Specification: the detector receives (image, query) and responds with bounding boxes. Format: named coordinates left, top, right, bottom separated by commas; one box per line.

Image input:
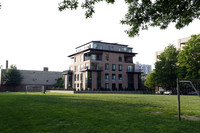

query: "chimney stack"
left=6, top=60, right=8, bottom=69
left=43, top=67, right=48, bottom=71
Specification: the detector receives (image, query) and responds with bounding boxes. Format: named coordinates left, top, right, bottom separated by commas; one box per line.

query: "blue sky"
left=0, top=0, right=199, bottom=71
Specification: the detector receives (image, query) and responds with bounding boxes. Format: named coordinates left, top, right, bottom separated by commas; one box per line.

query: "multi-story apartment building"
left=64, top=41, right=141, bottom=91
left=135, top=62, right=152, bottom=74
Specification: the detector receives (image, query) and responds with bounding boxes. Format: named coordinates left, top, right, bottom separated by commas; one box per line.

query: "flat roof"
left=68, top=48, right=137, bottom=57
left=75, top=41, right=128, bottom=49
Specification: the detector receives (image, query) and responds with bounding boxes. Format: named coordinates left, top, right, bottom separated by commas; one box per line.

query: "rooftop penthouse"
left=74, top=41, right=133, bottom=54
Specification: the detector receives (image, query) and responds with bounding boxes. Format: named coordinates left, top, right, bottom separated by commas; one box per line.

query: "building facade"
left=135, top=62, right=152, bottom=74
left=155, top=36, right=191, bottom=62
left=0, top=67, right=63, bottom=88
left=64, top=41, right=141, bottom=91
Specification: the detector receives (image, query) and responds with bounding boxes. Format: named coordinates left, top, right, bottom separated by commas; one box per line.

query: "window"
left=105, top=83, right=109, bottom=89
left=100, top=45, right=103, bottom=49
left=119, top=74, right=122, bottom=81
left=77, top=83, right=79, bottom=87
left=119, top=64, right=122, bottom=71
left=128, top=66, right=134, bottom=72
left=91, top=63, right=99, bottom=70
left=119, top=84, right=123, bottom=90
left=94, top=43, right=99, bottom=49
left=118, top=47, right=121, bottom=51
left=74, top=74, right=76, bottom=81
left=105, top=54, right=109, bottom=61
left=77, top=74, right=79, bottom=81
left=112, top=74, right=116, bottom=81
left=81, top=73, right=83, bottom=81
left=74, top=66, right=76, bottom=72
left=118, top=56, right=122, bottom=62
left=112, top=64, right=116, bottom=71
left=111, top=46, right=114, bottom=50
left=105, top=74, right=109, bottom=81
left=112, top=83, right=116, bottom=90
left=105, top=64, right=109, bottom=70
left=74, top=83, right=76, bottom=89
left=74, top=57, right=76, bottom=63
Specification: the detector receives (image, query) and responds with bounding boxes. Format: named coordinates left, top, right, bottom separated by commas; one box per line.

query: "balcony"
left=80, top=66, right=103, bottom=71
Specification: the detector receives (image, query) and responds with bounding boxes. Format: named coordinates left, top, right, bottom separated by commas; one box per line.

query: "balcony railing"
left=80, top=66, right=103, bottom=71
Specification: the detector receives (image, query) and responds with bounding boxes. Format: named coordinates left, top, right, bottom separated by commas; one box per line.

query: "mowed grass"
left=0, top=93, right=200, bottom=133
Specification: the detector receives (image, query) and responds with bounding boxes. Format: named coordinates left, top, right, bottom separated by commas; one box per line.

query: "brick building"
left=64, top=41, right=141, bottom=91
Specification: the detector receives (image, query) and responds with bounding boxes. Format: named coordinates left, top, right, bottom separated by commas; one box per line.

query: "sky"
left=0, top=0, right=199, bottom=72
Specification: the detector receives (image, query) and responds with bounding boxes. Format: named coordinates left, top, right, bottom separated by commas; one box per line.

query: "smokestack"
left=6, top=60, right=8, bottom=69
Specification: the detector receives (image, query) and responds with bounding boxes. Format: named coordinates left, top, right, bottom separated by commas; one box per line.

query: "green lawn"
left=0, top=92, right=199, bottom=133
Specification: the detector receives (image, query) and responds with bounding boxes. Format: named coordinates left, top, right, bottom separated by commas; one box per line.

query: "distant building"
left=155, top=36, right=191, bottom=62
left=135, top=62, right=152, bottom=74
left=64, top=41, right=142, bottom=91
left=177, top=36, right=191, bottom=50
left=0, top=67, right=63, bottom=88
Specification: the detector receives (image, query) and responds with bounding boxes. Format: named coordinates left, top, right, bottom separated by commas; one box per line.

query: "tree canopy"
left=54, top=77, right=64, bottom=88
left=58, top=0, right=200, bottom=37
left=178, top=34, right=200, bottom=79
left=3, top=65, right=23, bottom=86
left=154, top=44, right=179, bottom=90
left=144, top=71, right=156, bottom=89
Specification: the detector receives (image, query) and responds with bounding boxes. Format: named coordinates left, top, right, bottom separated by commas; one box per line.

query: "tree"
left=154, top=44, right=179, bottom=90
left=58, top=0, right=200, bottom=37
left=3, top=65, right=23, bottom=86
left=54, top=77, right=64, bottom=88
left=178, top=34, right=200, bottom=79
left=144, top=71, right=156, bottom=89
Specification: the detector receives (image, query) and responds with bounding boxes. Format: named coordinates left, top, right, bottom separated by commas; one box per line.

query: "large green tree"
left=54, top=77, right=64, bottom=88
left=3, top=65, right=23, bottom=86
left=178, top=34, right=200, bottom=79
left=58, top=0, right=200, bottom=37
left=144, top=71, right=157, bottom=89
left=155, top=44, right=179, bottom=90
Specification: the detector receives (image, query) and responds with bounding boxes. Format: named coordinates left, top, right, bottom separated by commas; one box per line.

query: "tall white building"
left=135, top=62, right=152, bottom=74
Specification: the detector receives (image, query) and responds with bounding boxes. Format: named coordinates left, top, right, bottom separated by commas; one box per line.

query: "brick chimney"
left=6, top=60, right=8, bottom=69
left=43, top=67, right=48, bottom=71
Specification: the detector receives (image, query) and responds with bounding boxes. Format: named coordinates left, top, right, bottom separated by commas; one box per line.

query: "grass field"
left=0, top=92, right=200, bottom=133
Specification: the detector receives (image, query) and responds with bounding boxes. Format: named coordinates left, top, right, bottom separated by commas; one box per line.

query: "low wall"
left=46, top=90, right=154, bottom=94
left=46, top=90, right=74, bottom=94
left=0, top=85, right=26, bottom=92
left=74, top=91, right=155, bottom=94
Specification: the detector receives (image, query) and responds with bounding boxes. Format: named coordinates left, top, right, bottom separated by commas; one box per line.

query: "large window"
left=119, top=74, right=122, bottom=81
left=112, top=64, right=116, bottom=71
left=128, top=66, right=134, bottom=72
left=112, top=74, right=116, bottom=81
left=74, top=74, right=76, bottom=81
left=112, top=83, right=116, bottom=91
left=105, top=83, right=109, bottom=89
left=77, top=74, right=79, bottom=81
left=105, top=64, right=109, bottom=70
left=105, top=74, right=109, bottom=81
left=105, top=54, right=109, bottom=61
left=119, top=83, right=123, bottom=90
left=118, top=56, right=122, bottom=62
left=119, top=64, right=122, bottom=71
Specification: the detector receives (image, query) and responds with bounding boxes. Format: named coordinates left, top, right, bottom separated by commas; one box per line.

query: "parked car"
left=164, top=91, right=172, bottom=95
